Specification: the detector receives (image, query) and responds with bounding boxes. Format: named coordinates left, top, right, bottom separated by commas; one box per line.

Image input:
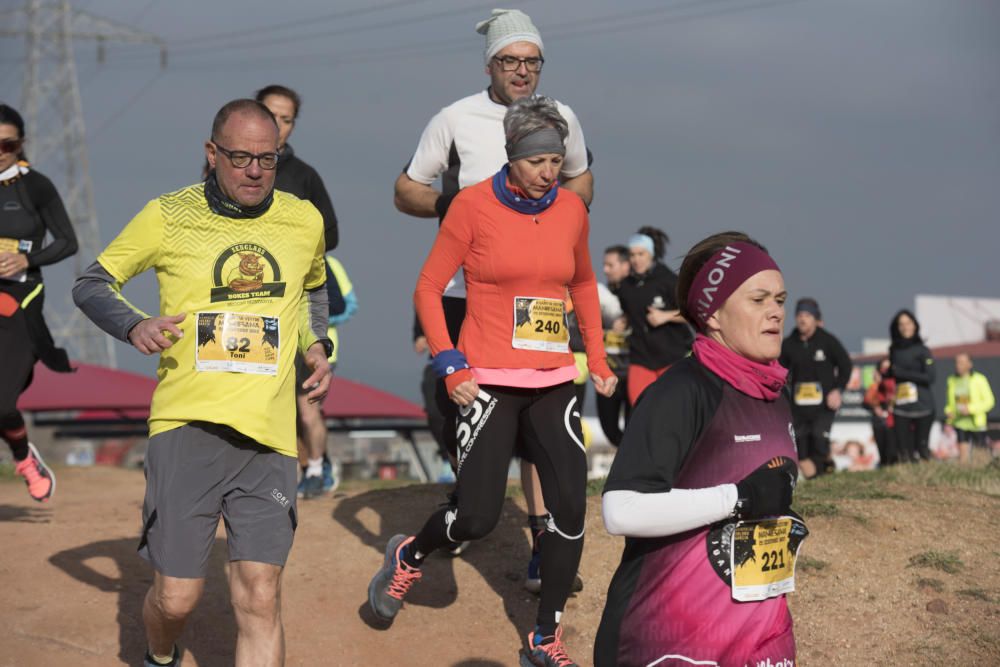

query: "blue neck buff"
left=491, top=164, right=558, bottom=215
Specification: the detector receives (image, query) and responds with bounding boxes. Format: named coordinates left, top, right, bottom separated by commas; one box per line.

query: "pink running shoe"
left=15, top=443, right=55, bottom=502
left=368, top=534, right=422, bottom=621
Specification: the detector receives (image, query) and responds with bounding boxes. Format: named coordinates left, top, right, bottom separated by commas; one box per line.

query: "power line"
left=42, top=0, right=802, bottom=74
left=78, top=0, right=767, bottom=67
left=172, top=0, right=509, bottom=57
left=132, top=0, right=803, bottom=72
left=129, top=0, right=158, bottom=26
left=90, top=69, right=164, bottom=140
left=170, top=0, right=437, bottom=45
left=550, top=0, right=803, bottom=41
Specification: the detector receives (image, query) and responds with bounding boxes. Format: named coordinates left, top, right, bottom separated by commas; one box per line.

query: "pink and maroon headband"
left=687, top=242, right=780, bottom=329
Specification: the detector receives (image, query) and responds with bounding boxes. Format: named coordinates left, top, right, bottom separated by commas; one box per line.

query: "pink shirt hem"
left=472, top=365, right=580, bottom=389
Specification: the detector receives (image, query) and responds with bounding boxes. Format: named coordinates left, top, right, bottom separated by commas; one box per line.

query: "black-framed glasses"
left=0, top=138, right=23, bottom=155
left=212, top=142, right=279, bottom=170
left=492, top=55, right=544, bottom=73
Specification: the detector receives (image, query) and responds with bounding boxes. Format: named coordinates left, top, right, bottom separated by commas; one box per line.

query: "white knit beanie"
left=475, top=9, right=544, bottom=65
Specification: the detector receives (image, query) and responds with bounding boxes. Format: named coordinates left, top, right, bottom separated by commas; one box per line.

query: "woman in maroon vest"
left=596, top=231, right=804, bottom=667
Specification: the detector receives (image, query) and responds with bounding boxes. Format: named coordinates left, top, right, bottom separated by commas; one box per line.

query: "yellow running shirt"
left=98, top=183, right=325, bottom=457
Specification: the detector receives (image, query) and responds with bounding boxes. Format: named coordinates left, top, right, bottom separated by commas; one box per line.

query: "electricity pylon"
left=1, top=0, right=165, bottom=368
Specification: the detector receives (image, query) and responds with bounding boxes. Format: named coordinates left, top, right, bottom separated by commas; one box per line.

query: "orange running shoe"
left=15, top=443, right=55, bottom=502
left=367, top=534, right=422, bottom=621
left=521, top=626, right=578, bottom=667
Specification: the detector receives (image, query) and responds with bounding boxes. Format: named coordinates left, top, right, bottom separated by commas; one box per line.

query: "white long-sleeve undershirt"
left=602, top=485, right=739, bottom=538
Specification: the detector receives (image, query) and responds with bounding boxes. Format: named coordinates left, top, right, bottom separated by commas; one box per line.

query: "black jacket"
left=0, top=168, right=76, bottom=372
left=780, top=327, right=853, bottom=417
left=275, top=144, right=339, bottom=251
left=889, top=340, right=936, bottom=417
left=617, top=262, right=692, bottom=369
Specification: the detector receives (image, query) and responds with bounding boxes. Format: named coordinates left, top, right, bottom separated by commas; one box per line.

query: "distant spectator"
left=888, top=310, right=936, bottom=462
left=779, top=297, right=852, bottom=478
left=863, top=358, right=898, bottom=466
left=833, top=439, right=876, bottom=472
left=944, top=353, right=995, bottom=464
left=596, top=245, right=631, bottom=445
left=616, top=226, right=692, bottom=406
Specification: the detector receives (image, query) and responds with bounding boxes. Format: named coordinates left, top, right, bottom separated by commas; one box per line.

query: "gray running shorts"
left=138, top=422, right=298, bottom=578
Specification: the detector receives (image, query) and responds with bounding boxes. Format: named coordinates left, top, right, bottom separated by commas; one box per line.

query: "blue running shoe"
left=302, top=474, right=324, bottom=499
left=296, top=468, right=307, bottom=499
left=322, top=456, right=338, bottom=493
left=525, top=551, right=542, bottom=593
left=520, top=627, right=577, bottom=666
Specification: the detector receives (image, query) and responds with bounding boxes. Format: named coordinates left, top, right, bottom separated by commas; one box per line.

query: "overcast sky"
left=3, top=0, right=999, bottom=403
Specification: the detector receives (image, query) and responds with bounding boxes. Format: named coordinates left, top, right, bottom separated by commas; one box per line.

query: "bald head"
left=211, top=99, right=277, bottom=143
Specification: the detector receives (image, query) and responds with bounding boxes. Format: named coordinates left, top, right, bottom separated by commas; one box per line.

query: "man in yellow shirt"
left=945, top=353, right=996, bottom=463
left=73, top=99, right=331, bottom=667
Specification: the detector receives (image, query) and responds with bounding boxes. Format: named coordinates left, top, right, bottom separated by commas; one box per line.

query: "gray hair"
left=503, top=96, right=568, bottom=146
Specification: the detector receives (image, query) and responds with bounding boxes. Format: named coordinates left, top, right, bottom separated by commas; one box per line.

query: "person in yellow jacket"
left=945, top=353, right=996, bottom=463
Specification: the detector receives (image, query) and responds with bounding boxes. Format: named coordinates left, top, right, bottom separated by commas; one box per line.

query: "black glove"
left=434, top=192, right=457, bottom=220
left=734, top=463, right=795, bottom=520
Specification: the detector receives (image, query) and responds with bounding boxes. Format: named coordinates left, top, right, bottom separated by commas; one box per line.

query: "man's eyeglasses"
left=492, top=55, right=544, bottom=73
left=0, top=138, right=23, bottom=155
left=212, top=142, right=279, bottom=170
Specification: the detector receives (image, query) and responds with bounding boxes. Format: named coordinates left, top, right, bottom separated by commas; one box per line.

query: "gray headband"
left=505, top=127, right=566, bottom=162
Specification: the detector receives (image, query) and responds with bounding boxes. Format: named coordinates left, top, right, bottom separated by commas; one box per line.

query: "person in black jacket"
left=255, top=85, right=339, bottom=252
left=256, top=85, right=342, bottom=498
left=616, top=226, right=693, bottom=406
left=0, top=103, right=77, bottom=502
left=779, top=298, right=853, bottom=477
left=888, top=309, right=936, bottom=462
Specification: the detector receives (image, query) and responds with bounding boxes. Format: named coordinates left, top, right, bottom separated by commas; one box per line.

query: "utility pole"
left=1, top=0, right=165, bottom=368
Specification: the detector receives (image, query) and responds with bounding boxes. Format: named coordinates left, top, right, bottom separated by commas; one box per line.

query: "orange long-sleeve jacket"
left=414, top=177, right=611, bottom=393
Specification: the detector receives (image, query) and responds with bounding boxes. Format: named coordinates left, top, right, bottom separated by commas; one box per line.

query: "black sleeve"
left=925, top=351, right=937, bottom=385
left=661, top=270, right=680, bottom=309
left=779, top=336, right=793, bottom=376
left=828, top=332, right=853, bottom=391
left=24, top=172, right=78, bottom=268
left=604, top=361, right=722, bottom=494
left=305, top=166, right=339, bottom=251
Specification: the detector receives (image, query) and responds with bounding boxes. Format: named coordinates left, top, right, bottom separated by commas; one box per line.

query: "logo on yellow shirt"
left=210, top=243, right=286, bottom=302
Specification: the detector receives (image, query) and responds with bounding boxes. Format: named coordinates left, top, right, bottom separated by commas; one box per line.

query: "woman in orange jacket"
left=368, top=96, right=616, bottom=667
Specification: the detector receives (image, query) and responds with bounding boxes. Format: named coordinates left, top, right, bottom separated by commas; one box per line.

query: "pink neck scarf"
left=692, top=334, right=787, bottom=401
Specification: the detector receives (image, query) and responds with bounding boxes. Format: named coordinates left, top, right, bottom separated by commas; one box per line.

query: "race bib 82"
left=196, top=311, right=279, bottom=375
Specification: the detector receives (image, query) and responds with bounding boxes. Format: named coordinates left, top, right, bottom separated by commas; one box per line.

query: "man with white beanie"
left=394, top=8, right=592, bottom=217
left=392, top=8, right=593, bottom=667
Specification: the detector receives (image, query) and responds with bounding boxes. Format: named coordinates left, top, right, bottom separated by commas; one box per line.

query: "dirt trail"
left=1, top=466, right=998, bottom=666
